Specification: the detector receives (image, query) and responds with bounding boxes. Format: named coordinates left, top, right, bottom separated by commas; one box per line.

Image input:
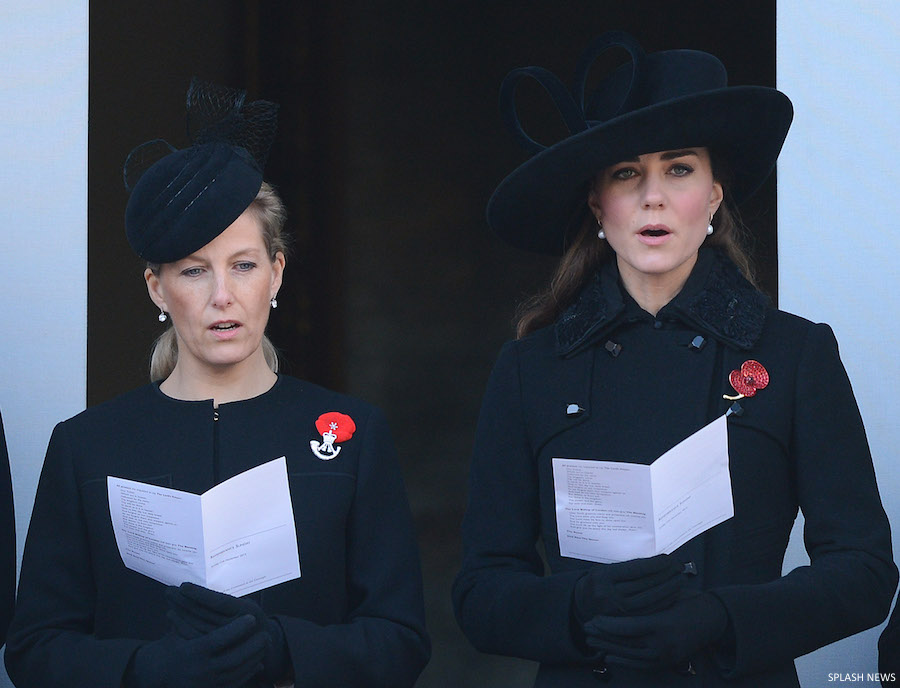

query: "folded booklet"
left=552, top=414, right=733, bottom=564
left=108, top=457, right=301, bottom=596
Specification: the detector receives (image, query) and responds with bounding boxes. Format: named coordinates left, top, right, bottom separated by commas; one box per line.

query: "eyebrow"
left=660, top=149, right=699, bottom=160
left=227, top=248, right=263, bottom=261
left=178, top=247, right=264, bottom=264
left=617, top=149, right=700, bottom=163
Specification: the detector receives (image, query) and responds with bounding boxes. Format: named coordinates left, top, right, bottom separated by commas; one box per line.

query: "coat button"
left=566, top=403, right=585, bottom=416
left=653, top=320, right=663, bottom=329
left=726, top=401, right=744, bottom=417
left=604, top=340, right=622, bottom=357
left=689, top=335, right=706, bottom=350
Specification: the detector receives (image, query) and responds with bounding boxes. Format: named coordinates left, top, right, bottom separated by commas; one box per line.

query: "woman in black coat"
left=453, top=33, right=896, bottom=687
left=5, top=81, right=429, bottom=688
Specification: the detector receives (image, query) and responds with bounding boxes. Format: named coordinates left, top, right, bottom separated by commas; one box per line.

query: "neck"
left=159, top=350, right=277, bottom=406
left=616, top=253, right=698, bottom=317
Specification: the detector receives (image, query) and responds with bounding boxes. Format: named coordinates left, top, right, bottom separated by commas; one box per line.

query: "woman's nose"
left=640, top=175, right=665, bottom=208
left=211, top=273, right=234, bottom=307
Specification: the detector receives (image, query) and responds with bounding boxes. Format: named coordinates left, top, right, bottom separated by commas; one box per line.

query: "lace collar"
left=555, top=248, right=769, bottom=356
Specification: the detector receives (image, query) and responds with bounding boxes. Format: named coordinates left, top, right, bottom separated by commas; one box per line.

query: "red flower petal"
left=315, top=412, right=356, bottom=443
left=729, top=369, right=756, bottom=396
left=728, top=360, right=770, bottom=397
left=740, top=360, right=769, bottom=391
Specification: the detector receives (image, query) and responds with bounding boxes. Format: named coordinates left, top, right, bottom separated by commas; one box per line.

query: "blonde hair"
left=147, top=181, right=287, bottom=381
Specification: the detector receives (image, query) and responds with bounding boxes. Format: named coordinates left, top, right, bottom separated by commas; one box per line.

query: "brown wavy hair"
left=515, top=152, right=754, bottom=338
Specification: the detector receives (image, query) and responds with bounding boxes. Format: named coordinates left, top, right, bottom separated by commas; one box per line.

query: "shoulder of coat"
left=757, top=307, right=821, bottom=341
left=275, top=375, right=377, bottom=422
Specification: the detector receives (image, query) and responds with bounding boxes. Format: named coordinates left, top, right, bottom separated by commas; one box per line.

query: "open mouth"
left=211, top=323, right=240, bottom=331
left=641, top=228, right=670, bottom=237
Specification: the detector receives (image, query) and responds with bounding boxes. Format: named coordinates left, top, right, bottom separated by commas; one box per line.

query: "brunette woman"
left=453, top=32, right=896, bottom=687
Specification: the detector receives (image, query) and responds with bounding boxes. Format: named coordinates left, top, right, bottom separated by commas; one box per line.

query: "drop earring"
left=596, top=218, right=605, bottom=240
left=270, top=297, right=278, bottom=309
left=157, top=310, right=168, bottom=323
left=706, top=216, right=714, bottom=236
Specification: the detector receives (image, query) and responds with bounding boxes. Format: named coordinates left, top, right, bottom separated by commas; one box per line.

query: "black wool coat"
left=453, top=248, right=897, bottom=688
left=5, top=376, right=430, bottom=687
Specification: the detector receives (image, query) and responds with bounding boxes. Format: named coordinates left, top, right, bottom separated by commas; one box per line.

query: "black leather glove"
left=167, top=582, right=290, bottom=684
left=584, top=591, right=728, bottom=669
left=572, top=554, right=684, bottom=624
left=123, top=614, right=267, bottom=688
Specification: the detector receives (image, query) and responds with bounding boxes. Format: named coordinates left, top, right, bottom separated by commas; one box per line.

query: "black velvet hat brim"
left=487, top=85, right=793, bottom=255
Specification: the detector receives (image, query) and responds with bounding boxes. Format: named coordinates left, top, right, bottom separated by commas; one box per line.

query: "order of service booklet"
left=107, top=456, right=301, bottom=596
left=552, top=414, right=733, bottom=564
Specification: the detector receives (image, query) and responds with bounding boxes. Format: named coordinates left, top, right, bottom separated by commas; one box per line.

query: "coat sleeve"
left=711, top=323, right=898, bottom=676
left=4, top=421, right=142, bottom=687
left=274, top=406, right=430, bottom=687
left=452, top=341, right=590, bottom=664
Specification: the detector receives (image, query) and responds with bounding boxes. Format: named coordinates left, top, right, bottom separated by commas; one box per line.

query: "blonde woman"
left=6, top=81, right=429, bottom=688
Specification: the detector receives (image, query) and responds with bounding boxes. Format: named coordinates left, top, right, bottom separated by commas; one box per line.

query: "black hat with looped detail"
left=487, top=32, right=793, bottom=255
left=123, top=79, right=278, bottom=263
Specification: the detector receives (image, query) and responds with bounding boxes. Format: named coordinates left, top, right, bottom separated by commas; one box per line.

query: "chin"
left=634, top=250, right=699, bottom=275
left=200, top=346, right=258, bottom=370
left=628, top=258, right=682, bottom=276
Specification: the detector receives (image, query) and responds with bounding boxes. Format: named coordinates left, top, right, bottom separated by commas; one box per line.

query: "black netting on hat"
left=186, top=78, right=279, bottom=171
left=123, top=78, right=279, bottom=192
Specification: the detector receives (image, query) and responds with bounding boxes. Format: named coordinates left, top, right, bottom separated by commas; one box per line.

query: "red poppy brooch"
left=310, top=411, right=356, bottom=460
left=723, top=360, right=769, bottom=401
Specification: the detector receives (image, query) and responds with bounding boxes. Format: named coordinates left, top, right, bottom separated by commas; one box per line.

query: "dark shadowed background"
left=88, top=2, right=776, bottom=685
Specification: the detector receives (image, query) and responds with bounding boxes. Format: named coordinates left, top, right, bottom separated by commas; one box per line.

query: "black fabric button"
left=682, top=561, right=698, bottom=576
left=604, top=340, right=623, bottom=357
left=653, top=320, right=663, bottom=329
left=726, top=401, right=744, bottom=417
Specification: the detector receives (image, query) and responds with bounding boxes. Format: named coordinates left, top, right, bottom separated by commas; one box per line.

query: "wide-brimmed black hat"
left=487, top=32, right=793, bottom=255
left=124, top=79, right=278, bottom=264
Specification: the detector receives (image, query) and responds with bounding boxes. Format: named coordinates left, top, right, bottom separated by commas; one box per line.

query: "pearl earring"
left=596, top=218, right=605, bottom=240
left=270, top=297, right=278, bottom=309
left=706, top=216, right=714, bottom=236
left=157, top=310, right=168, bottom=323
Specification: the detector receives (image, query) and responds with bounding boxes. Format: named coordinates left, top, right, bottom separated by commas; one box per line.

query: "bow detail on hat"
left=499, top=31, right=646, bottom=155
left=123, top=78, right=278, bottom=192
left=186, top=79, right=279, bottom=171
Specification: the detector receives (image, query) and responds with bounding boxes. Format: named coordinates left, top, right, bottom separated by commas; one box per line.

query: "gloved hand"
left=572, top=554, right=684, bottom=624
left=167, top=582, right=290, bottom=684
left=584, top=591, right=728, bottom=670
left=123, top=614, right=267, bottom=688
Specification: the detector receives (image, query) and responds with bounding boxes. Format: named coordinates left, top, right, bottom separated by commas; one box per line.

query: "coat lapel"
left=520, top=341, right=596, bottom=457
